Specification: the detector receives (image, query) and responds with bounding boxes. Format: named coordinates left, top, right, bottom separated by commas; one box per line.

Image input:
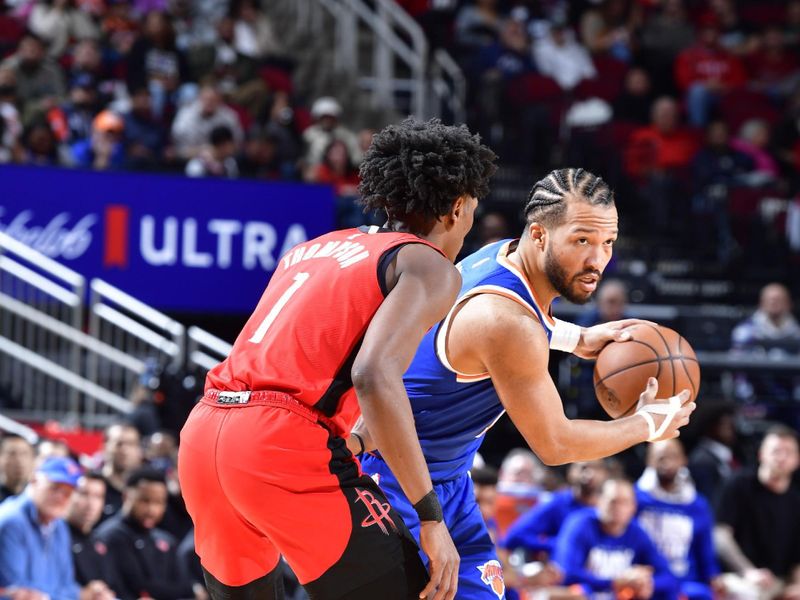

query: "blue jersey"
left=361, top=239, right=556, bottom=599
left=635, top=486, right=719, bottom=595
left=502, top=489, right=588, bottom=555
left=402, top=239, right=554, bottom=482
left=554, top=508, right=678, bottom=600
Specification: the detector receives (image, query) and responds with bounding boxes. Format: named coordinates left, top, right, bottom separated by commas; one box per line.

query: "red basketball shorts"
left=177, top=391, right=423, bottom=598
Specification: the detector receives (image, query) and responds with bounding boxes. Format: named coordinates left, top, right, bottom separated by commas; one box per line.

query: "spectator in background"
left=688, top=403, right=740, bottom=510
left=674, top=21, right=746, bottom=127
left=65, top=472, right=116, bottom=598
left=229, top=0, right=284, bottom=62
left=625, top=97, right=698, bottom=179
left=774, top=85, right=800, bottom=182
left=625, top=96, right=699, bottom=230
left=731, top=119, right=780, bottom=183
left=478, top=211, right=510, bottom=246
left=732, top=283, right=800, bottom=355
left=302, top=96, right=360, bottom=168
left=473, top=16, right=535, bottom=142
left=472, top=466, right=499, bottom=537
left=262, top=90, right=302, bottom=165
left=48, top=73, right=99, bottom=145
left=94, top=468, right=205, bottom=600
left=99, top=0, right=138, bottom=57
left=0, top=32, right=66, bottom=119
left=576, top=279, right=629, bottom=328
left=171, top=82, right=243, bottom=160
left=0, top=434, right=35, bottom=501
left=532, top=17, right=596, bottom=91
left=494, top=449, right=549, bottom=538
left=239, top=127, right=294, bottom=180
left=68, top=39, right=116, bottom=108
left=71, top=110, right=127, bottom=170
left=454, top=0, right=501, bottom=53
left=28, top=0, right=99, bottom=58
left=691, top=120, right=753, bottom=194
left=185, top=124, right=239, bottom=178
left=504, top=459, right=609, bottom=559
left=124, top=86, right=167, bottom=170
left=785, top=0, right=800, bottom=50
left=714, top=426, right=800, bottom=599
left=579, top=0, right=635, bottom=62
left=0, top=457, right=82, bottom=600
left=731, top=283, right=800, bottom=404
left=746, top=26, right=800, bottom=101
left=99, top=423, right=142, bottom=522
left=690, top=120, right=753, bottom=259
left=613, top=67, right=656, bottom=125
left=35, top=438, right=71, bottom=464
left=638, top=0, right=694, bottom=93
left=126, top=11, right=191, bottom=120
left=307, top=139, right=359, bottom=197
left=20, top=119, right=71, bottom=166
left=0, top=67, right=23, bottom=160
left=636, top=440, right=720, bottom=600
left=554, top=479, right=678, bottom=600
left=707, top=0, right=757, bottom=56
left=357, top=127, right=375, bottom=157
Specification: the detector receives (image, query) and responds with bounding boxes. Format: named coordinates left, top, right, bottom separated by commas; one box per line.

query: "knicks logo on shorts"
left=477, top=560, right=505, bottom=599
left=354, top=488, right=398, bottom=535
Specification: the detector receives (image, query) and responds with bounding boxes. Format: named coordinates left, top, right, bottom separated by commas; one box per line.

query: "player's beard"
left=544, top=246, right=599, bottom=305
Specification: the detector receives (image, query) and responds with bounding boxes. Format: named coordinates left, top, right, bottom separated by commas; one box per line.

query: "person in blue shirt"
left=554, top=479, right=678, bottom=600
left=356, top=168, right=696, bottom=599
left=0, top=456, right=83, bottom=600
left=635, top=439, right=720, bottom=600
left=503, top=459, right=610, bottom=558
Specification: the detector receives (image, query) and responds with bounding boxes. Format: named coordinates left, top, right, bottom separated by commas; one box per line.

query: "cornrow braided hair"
left=524, top=168, right=614, bottom=228
left=358, top=118, right=497, bottom=224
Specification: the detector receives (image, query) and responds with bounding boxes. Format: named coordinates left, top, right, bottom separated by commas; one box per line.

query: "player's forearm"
left=354, top=369, right=433, bottom=504
left=522, top=415, right=649, bottom=465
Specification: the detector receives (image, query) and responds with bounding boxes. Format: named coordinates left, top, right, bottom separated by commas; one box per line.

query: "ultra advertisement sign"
left=0, top=166, right=335, bottom=312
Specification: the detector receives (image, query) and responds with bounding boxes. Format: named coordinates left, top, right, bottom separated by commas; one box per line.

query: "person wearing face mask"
left=0, top=456, right=83, bottom=600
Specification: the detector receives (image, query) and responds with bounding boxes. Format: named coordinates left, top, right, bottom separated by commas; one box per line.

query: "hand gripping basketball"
left=635, top=378, right=695, bottom=442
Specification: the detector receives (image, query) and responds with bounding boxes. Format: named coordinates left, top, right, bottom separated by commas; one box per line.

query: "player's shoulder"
left=394, top=242, right=460, bottom=286
left=457, top=292, right=547, bottom=343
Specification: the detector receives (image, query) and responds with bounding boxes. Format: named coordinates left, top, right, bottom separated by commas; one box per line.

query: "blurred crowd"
left=0, top=0, right=374, bottom=222
left=0, top=0, right=798, bottom=262
left=1, top=407, right=798, bottom=600
left=398, top=0, right=800, bottom=264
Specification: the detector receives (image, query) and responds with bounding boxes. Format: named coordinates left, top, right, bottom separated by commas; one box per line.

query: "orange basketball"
left=593, top=324, right=700, bottom=419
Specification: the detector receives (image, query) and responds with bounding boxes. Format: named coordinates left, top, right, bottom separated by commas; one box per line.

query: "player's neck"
left=507, top=241, right=559, bottom=311
left=386, top=220, right=454, bottom=261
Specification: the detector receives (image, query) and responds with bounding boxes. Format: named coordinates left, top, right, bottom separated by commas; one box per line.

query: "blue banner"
left=0, top=166, right=335, bottom=312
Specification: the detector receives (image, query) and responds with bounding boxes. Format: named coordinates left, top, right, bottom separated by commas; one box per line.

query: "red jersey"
left=206, top=227, right=443, bottom=435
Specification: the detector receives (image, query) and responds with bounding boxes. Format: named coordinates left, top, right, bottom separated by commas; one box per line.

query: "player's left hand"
left=573, top=319, right=656, bottom=360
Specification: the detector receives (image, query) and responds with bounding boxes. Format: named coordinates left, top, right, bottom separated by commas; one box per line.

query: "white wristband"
left=636, top=396, right=683, bottom=442
left=550, top=318, right=582, bottom=353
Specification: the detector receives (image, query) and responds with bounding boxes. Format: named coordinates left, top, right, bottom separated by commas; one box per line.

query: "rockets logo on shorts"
left=354, top=488, right=398, bottom=535
left=477, top=560, right=505, bottom=599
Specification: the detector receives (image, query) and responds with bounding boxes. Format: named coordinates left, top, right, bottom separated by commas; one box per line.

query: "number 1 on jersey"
left=249, top=272, right=310, bottom=344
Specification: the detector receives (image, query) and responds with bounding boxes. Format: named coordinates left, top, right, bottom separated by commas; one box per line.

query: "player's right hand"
left=418, top=520, right=460, bottom=600
left=635, top=378, right=695, bottom=442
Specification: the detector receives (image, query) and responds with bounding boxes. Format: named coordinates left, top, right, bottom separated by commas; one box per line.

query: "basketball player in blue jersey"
left=355, top=168, right=697, bottom=599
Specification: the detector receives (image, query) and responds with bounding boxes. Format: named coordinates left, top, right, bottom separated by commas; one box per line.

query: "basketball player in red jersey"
left=177, top=118, right=497, bottom=600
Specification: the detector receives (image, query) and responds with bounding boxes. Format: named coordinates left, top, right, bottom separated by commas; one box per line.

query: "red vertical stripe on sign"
left=104, top=205, right=129, bottom=268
